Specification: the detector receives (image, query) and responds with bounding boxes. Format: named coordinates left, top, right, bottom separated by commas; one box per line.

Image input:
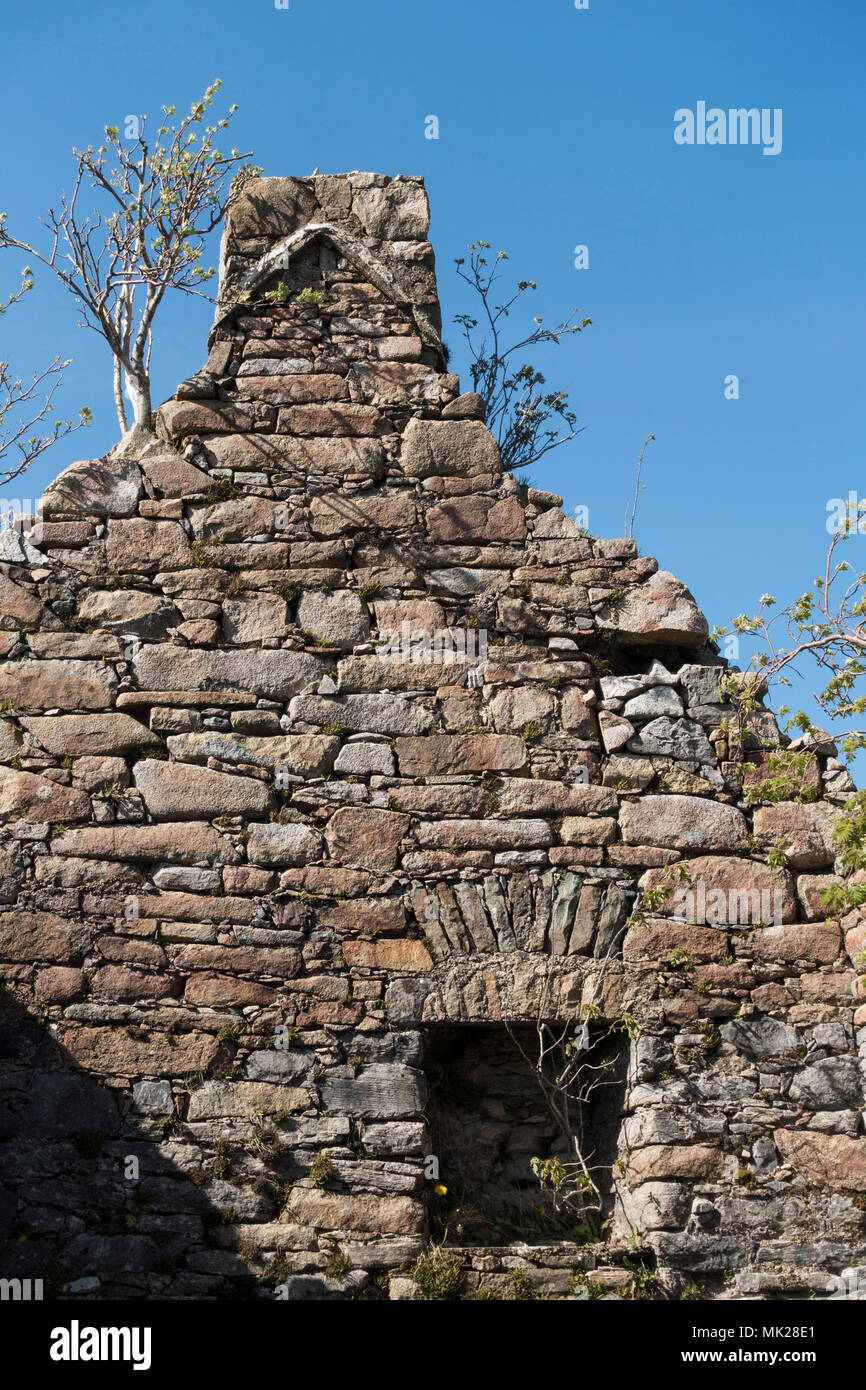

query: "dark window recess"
left=423, top=1023, right=628, bottom=1246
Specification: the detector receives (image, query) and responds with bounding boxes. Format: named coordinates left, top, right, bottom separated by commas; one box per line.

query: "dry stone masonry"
left=1, top=172, right=865, bottom=1302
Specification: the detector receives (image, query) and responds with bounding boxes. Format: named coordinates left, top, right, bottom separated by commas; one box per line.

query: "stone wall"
left=1, top=172, right=864, bottom=1302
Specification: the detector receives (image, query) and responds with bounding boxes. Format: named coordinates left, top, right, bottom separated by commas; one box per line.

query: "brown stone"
left=641, top=856, right=797, bottom=923
left=91, top=965, right=176, bottom=1001
left=22, top=713, right=161, bottom=757
left=623, top=918, right=728, bottom=964
left=316, top=898, right=406, bottom=936
left=172, top=942, right=302, bottom=977
left=426, top=494, right=525, bottom=542
left=558, top=817, right=618, bottom=846
left=394, top=734, right=525, bottom=776
left=99, top=936, right=166, bottom=967
left=278, top=866, right=370, bottom=897
left=595, top=570, right=709, bottom=646
left=158, top=399, right=266, bottom=439
left=188, top=495, right=278, bottom=542
left=34, top=966, right=84, bottom=1003
left=561, top=688, right=597, bottom=736
left=208, top=434, right=385, bottom=480
left=774, top=1130, right=866, bottom=1190
left=746, top=923, right=842, bottom=965
left=797, top=873, right=843, bottom=921
left=0, top=659, right=117, bottom=711
left=343, top=939, right=433, bottom=972
left=627, top=1144, right=723, bottom=1188
left=283, top=1188, right=425, bottom=1235
left=0, top=765, right=91, bottom=823
left=133, top=760, right=273, bottom=819
left=276, top=404, right=385, bottom=436
left=309, top=492, right=415, bottom=537
left=106, top=519, right=194, bottom=573
left=59, top=1025, right=220, bottom=1077
left=0, top=574, right=48, bottom=627
left=350, top=361, right=438, bottom=406
left=142, top=454, right=212, bottom=497
left=240, top=373, right=349, bottom=405
left=0, top=911, right=83, bottom=963
left=184, top=973, right=277, bottom=1006
left=753, top=803, right=838, bottom=869
left=325, top=807, right=410, bottom=871
left=799, top=972, right=855, bottom=1003
left=51, top=822, right=239, bottom=865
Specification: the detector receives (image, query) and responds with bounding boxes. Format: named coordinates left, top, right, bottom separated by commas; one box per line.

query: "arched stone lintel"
left=211, top=222, right=446, bottom=364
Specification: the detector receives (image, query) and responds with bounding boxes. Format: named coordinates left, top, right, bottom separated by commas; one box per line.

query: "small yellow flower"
left=434, top=1184, right=448, bottom=1196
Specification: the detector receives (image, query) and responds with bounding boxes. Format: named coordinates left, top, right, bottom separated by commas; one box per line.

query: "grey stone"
left=678, top=664, right=726, bottom=707
left=789, top=1057, right=863, bottom=1110
left=297, top=590, right=370, bottom=647
left=152, top=865, right=221, bottom=892
left=627, top=717, right=715, bottom=762
left=721, top=1016, right=802, bottom=1060
left=620, top=795, right=748, bottom=852
left=623, top=686, right=684, bottom=720
left=619, top=1182, right=691, bottom=1232
left=247, top=821, right=323, bottom=866
left=599, top=675, right=644, bottom=703
left=237, top=358, right=312, bottom=376
left=134, top=646, right=328, bottom=700
left=24, top=1074, right=120, bottom=1138
left=352, top=180, right=429, bottom=239
left=399, top=418, right=500, bottom=478
left=133, top=759, right=274, bottom=819
left=78, top=589, right=179, bottom=639
left=334, top=742, right=395, bottom=775
left=320, top=1064, right=425, bottom=1118
left=132, top=1080, right=175, bottom=1115
left=289, top=693, right=434, bottom=736
left=246, top=1050, right=310, bottom=1082
left=42, top=455, right=142, bottom=518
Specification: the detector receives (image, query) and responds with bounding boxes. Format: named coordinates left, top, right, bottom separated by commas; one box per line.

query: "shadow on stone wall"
left=0, top=993, right=260, bottom=1301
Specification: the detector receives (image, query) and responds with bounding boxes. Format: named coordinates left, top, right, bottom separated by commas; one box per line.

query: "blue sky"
left=1, top=0, right=864, bottom=741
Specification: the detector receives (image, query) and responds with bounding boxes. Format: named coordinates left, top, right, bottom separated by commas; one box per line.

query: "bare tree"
left=454, top=241, right=591, bottom=474
left=0, top=268, right=91, bottom=486
left=0, top=80, right=259, bottom=433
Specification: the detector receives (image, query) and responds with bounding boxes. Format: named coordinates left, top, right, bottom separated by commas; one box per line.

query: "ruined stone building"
left=0, top=173, right=864, bottom=1301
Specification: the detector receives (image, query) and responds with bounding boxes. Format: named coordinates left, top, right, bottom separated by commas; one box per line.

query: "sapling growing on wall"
left=454, top=241, right=590, bottom=474
left=0, top=80, right=259, bottom=433
left=501, top=864, right=692, bottom=1222
left=715, top=498, right=866, bottom=917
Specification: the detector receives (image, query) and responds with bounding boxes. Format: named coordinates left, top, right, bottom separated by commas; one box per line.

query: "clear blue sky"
left=2, top=0, right=864, bottom=741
